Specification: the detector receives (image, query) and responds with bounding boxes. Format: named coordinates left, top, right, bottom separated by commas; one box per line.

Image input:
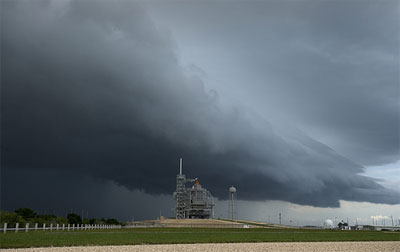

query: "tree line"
left=0, top=208, right=121, bottom=227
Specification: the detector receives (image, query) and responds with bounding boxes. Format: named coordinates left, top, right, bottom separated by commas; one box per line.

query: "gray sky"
left=1, top=0, right=399, bottom=223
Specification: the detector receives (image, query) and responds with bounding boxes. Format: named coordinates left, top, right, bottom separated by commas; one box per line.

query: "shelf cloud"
left=1, top=0, right=399, bottom=213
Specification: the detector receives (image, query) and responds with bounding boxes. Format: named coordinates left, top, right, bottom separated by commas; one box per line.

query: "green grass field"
left=1, top=228, right=399, bottom=248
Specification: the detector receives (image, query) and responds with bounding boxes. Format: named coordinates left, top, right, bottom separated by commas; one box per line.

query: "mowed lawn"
left=1, top=228, right=399, bottom=248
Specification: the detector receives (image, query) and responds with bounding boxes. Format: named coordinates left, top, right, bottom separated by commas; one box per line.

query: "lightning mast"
left=175, top=158, right=186, bottom=219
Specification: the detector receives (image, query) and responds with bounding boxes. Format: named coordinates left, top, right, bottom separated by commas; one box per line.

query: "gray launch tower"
left=174, top=158, right=214, bottom=219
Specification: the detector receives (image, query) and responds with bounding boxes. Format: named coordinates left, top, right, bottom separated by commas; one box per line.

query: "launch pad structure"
left=174, top=158, right=214, bottom=219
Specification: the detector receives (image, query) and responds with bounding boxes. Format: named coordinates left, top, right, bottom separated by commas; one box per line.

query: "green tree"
left=14, top=208, right=37, bottom=219
left=0, top=211, right=25, bottom=227
left=34, top=217, right=45, bottom=226
left=56, top=217, right=68, bottom=225
left=34, top=214, right=57, bottom=225
left=67, top=213, right=82, bottom=224
left=105, top=218, right=120, bottom=225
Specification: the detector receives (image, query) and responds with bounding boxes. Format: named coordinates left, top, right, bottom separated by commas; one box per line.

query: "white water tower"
left=229, top=186, right=237, bottom=220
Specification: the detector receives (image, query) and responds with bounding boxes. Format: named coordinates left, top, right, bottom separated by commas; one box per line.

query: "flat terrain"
left=1, top=242, right=400, bottom=252
left=1, top=228, right=399, bottom=249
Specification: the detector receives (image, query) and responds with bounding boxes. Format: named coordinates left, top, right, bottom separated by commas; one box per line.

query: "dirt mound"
left=160, top=219, right=234, bottom=225
left=159, top=218, right=246, bottom=228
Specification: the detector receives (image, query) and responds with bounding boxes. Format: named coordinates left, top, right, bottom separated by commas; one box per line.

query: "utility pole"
left=279, top=213, right=281, bottom=225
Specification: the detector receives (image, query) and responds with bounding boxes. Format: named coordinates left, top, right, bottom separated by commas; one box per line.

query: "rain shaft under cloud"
left=1, top=0, right=399, bottom=214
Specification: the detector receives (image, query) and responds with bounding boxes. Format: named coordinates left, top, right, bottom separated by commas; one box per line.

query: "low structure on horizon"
left=173, top=158, right=214, bottom=219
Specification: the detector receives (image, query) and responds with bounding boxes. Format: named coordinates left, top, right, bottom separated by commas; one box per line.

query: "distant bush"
left=67, top=213, right=82, bottom=224
left=105, top=218, right=120, bottom=225
left=56, top=217, right=68, bottom=225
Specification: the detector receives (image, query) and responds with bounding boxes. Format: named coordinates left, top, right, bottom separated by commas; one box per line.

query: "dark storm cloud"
left=1, top=168, right=174, bottom=220
left=147, top=0, right=399, bottom=166
left=1, top=0, right=399, bottom=213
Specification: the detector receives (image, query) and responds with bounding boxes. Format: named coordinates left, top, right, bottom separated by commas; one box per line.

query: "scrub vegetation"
left=0, top=208, right=121, bottom=228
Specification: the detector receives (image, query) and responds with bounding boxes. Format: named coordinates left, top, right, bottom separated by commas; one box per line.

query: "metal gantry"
left=174, top=158, right=214, bottom=219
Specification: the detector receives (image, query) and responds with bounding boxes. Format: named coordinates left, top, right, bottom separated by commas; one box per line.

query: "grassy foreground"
left=1, top=228, right=399, bottom=248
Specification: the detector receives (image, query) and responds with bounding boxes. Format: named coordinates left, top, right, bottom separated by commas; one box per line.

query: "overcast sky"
left=1, top=0, right=399, bottom=224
